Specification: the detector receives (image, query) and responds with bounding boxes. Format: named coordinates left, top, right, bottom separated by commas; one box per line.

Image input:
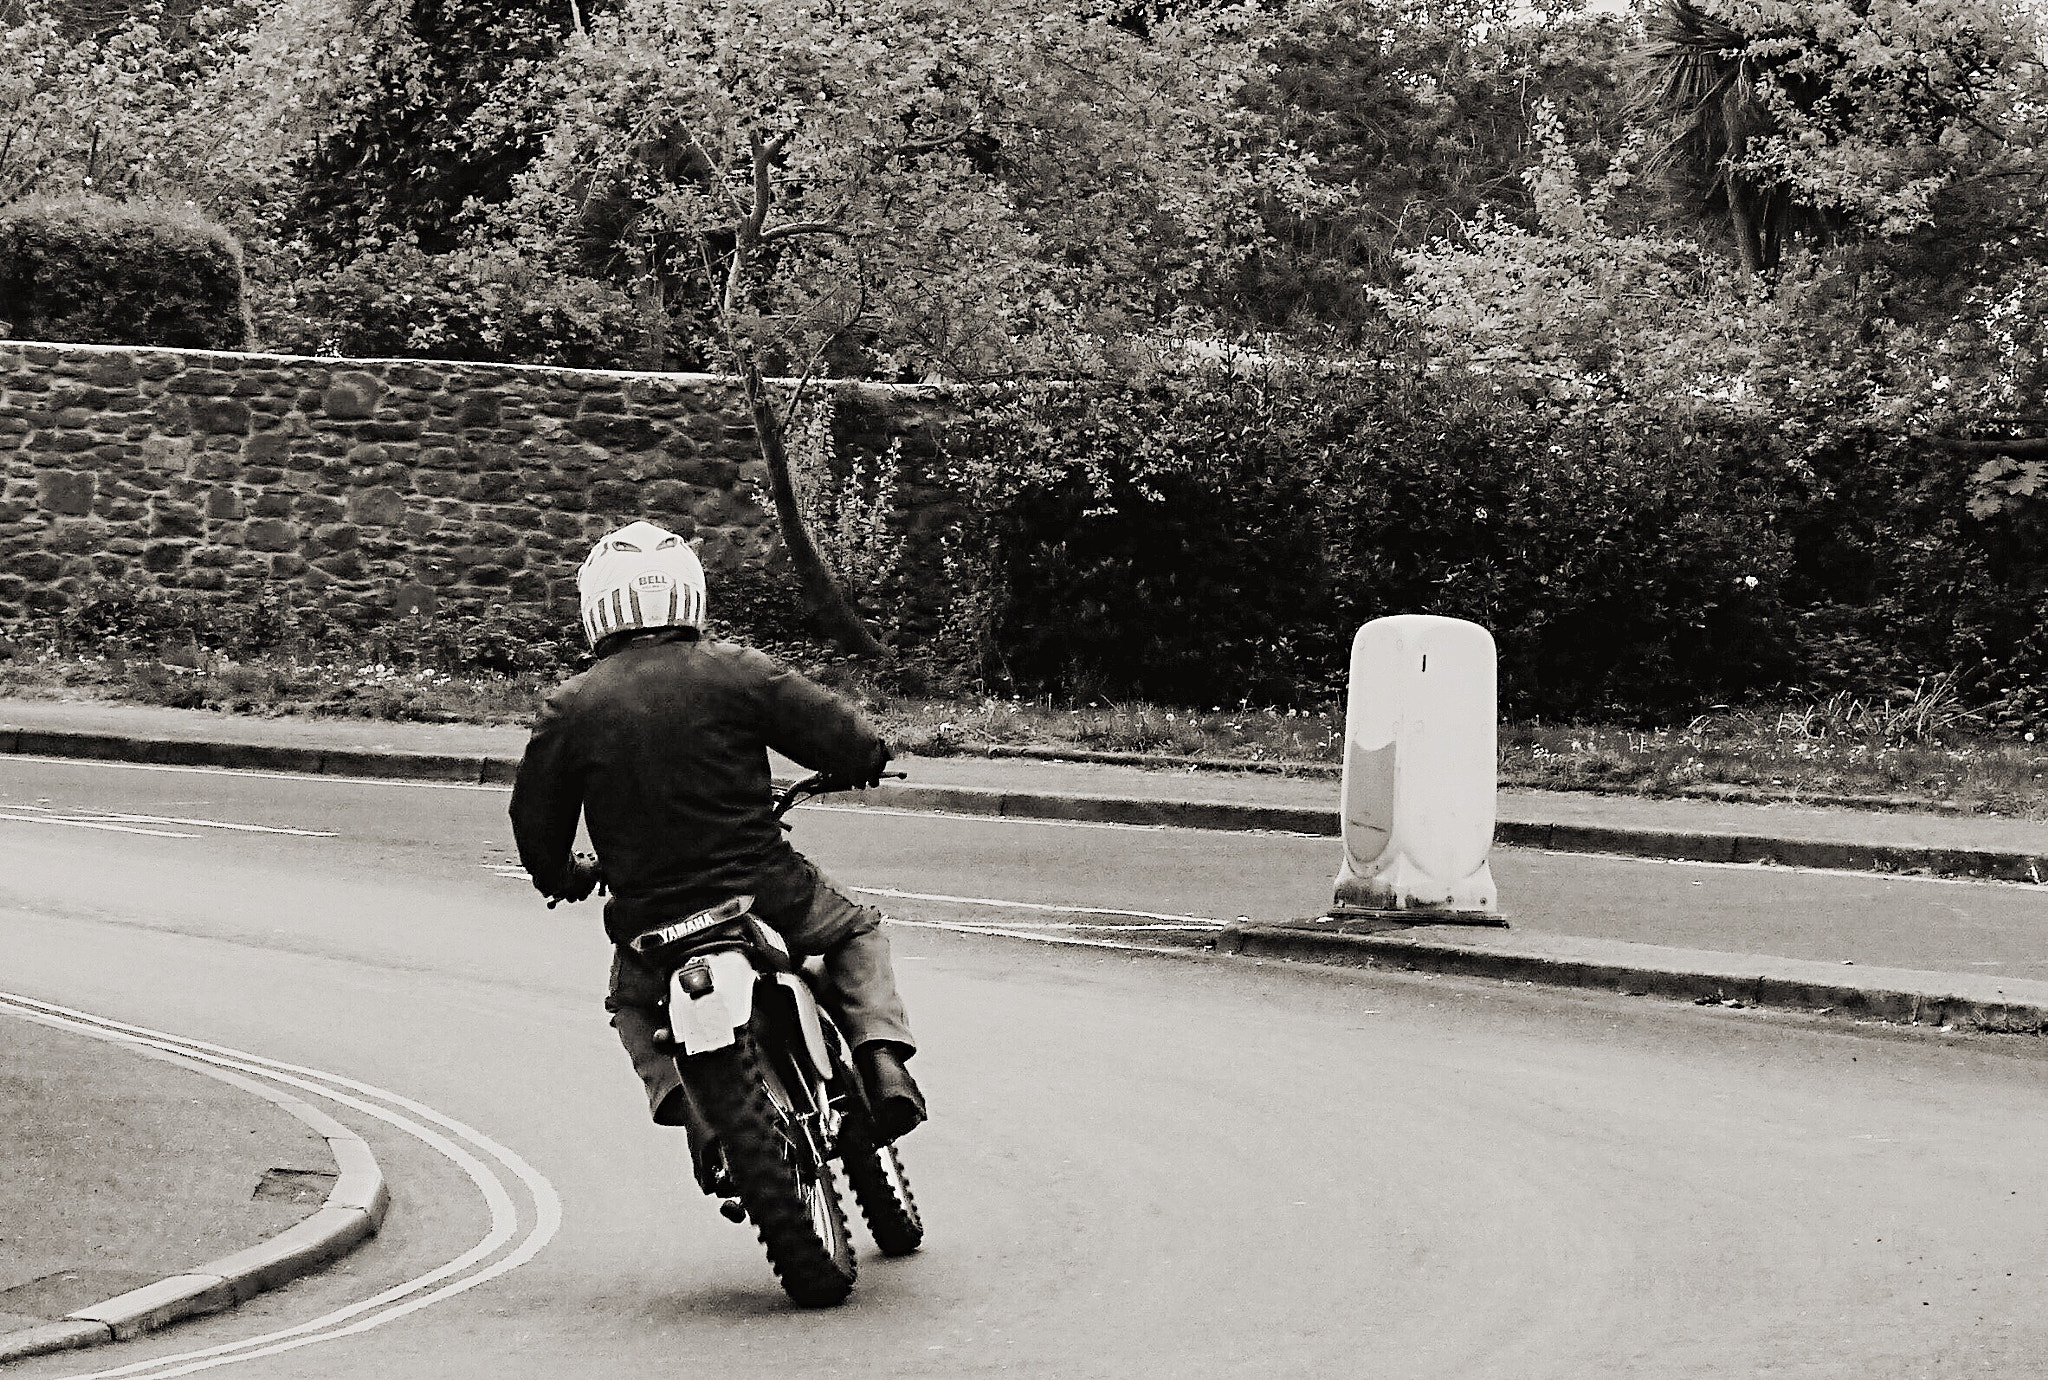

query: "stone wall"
left=0, top=340, right=948, bottom=630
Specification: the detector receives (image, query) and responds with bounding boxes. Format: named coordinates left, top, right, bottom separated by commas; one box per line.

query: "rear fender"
left=667, top=949, right=761, bottom=1056
left=770, top=972, right=834, bottom=1085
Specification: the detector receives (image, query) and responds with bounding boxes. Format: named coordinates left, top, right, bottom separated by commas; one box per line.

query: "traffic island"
left=0, top=1012, right=389, bottom=1364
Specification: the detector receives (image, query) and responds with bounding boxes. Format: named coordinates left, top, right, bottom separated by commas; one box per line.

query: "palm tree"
left=1634, top=0, right=1808, bottom=280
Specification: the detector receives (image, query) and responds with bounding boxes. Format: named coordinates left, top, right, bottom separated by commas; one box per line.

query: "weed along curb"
left=0, top=1052, right=388, bottom=1365
left=1214, top=924, right=2048, bottom=1036
left=5, top=725, right=2048, bottom=882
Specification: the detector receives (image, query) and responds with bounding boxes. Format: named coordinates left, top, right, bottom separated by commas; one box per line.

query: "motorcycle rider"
left=509, top=520, right=927, bottom=1155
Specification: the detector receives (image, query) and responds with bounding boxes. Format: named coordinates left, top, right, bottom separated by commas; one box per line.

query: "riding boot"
left=855, top=1041, right=927, bottom=1144
left=657, top=1083, right=733, bottom=1197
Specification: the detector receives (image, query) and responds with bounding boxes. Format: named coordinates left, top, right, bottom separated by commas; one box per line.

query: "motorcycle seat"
left=629, top=895, right=797, bottom=975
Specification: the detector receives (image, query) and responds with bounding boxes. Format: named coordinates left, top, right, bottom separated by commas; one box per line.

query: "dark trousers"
left=606, top=857, right=914, bottom=1123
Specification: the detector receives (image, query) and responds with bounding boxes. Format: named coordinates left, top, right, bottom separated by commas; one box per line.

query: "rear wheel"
left=842, top=1129, right=924, bottom=1256
left=683, top=1028, right=856, bottom=1307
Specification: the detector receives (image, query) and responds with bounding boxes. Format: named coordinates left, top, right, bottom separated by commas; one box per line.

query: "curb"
left=0, top=1054, right=388, bottom=1364
left=4, top=724, right=2045, bottom=882
left=1215, top=924, right=2048, bottom=1035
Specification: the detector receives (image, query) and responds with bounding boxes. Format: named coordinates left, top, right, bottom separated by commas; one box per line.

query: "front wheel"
left=842, top=1129, right=924, bottom=1256
left=682, top=1028, right=856, bottom=1307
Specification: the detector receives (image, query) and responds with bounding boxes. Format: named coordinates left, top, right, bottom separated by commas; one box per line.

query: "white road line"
left=0, top=992, right=560, bottom=1380
left=7, top=803, right=339, bottom=837
left=853, top=885, right=1225, bottom=927
left=1565, top=849, right=2048, bottom=890
left=78, top=812, right=338, bottom=837
left=0, top=811, right=196, bottom=838
left=897, top=918, right=1221, bottom=932
left=0, top=753, right=508, bottom=791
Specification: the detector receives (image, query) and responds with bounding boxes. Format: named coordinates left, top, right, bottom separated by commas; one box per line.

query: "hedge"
left=932, top=358, right=2048, bottom=727
left=0, top=194, right=250, bottom=349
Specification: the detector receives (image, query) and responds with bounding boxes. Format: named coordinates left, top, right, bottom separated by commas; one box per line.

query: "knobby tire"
left=683, top=1029, right=856, bottom=1307
left=841, top=1127, right=924, bottom=1257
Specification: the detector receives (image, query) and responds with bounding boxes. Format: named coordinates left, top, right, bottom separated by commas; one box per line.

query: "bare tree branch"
left=744, top=129, right=773, bottom=243
left=759, top=219, right=847, bottom=243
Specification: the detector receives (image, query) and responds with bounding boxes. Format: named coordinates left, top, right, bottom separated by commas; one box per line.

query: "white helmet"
left=577, top=520, right=706, bottom=648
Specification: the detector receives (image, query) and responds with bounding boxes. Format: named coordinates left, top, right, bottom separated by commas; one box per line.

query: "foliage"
left=43, top=578, right=596, bottom=679
left=258, top=235, right=644, bottom=366
left=1634, top=0, right=2048, bottom=280
left=939, top=350, right=1801, bottom=715
left=291, top=0, right=599, bottom=259
left=1379, top=99, right=1750, bottom=403
left=510, top=0, right=1319, bottom=381
left=1231, top=0, right=1648, bottom=332
left=0, top=192, right=248, bottom=346
left=784, top=387, right=907, bottom=607
left=0, top=0, right=305, bottom=226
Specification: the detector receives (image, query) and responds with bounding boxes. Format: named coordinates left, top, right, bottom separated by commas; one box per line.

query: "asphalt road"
left=2, top=755, right=2046, bottom=1379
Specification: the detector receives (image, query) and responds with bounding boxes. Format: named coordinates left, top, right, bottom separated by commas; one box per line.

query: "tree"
left=1634, top=0, right=1803, bottom=278
left=1634, top=0, right=2047, bottom=280
left=1, top=1, right=241, bottom=208
left=508, top=0, right=1313, bottom=655
left=292, top=0, right=606, bottom=259
left=1228, top=0, right=1645, bottom=334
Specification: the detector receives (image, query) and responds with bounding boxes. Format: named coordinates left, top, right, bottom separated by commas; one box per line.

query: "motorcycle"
left=615, top=770, right=923, bottom=1307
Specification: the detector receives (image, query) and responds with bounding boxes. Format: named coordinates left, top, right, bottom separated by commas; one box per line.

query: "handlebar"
left=772, top=769, right=907, bottom=820
left=550, top=770, right=905, bottom=905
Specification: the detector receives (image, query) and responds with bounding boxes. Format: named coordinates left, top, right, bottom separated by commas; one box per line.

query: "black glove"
left=854, top=742, right=893, bottom=791
left=552, top=853, right=604, bottom=906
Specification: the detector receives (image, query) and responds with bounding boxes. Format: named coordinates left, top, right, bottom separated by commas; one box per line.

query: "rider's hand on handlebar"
left=550, top=852, right=605, bottom=907
left=853, top=743, right=893, bottom=792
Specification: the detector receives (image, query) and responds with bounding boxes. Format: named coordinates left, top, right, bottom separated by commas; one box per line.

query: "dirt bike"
left=619, top=770, right=923, bottom=1307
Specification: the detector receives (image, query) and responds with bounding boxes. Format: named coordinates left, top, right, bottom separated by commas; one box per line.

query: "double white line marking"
left=0, top=993, right=559, bottom=1379
left=0, top=805, right=336, bottom=840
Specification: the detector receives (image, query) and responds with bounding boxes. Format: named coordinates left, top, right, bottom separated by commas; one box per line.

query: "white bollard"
left=1333, top=615, right=1501, bottom=921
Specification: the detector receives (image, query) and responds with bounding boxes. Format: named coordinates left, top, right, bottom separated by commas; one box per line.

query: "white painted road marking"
left=0, top=992, right=560, bottom=1380
left=80, top=811, right=337, bottom=837
left=0, top=802, right=337, bottom=837
left=0, top=811, right=197, bottom=838
left=884, top=916, right=1198, bottom=953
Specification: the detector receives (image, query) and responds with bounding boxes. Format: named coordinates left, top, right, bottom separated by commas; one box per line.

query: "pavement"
left=2, top=691, right=2045, bottom=1362
left=0, top=996, right=389, bottom=1364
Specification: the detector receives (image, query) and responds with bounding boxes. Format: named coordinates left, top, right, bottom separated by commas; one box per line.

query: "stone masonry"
left=0, top=340, right=946, bottom=629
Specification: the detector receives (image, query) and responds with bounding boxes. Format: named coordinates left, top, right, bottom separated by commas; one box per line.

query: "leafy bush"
left=940, top=353, right=1802, bottom=717
left=259, top=238, right=644, bottom=368
left=0, top=194, right=249, bottom=347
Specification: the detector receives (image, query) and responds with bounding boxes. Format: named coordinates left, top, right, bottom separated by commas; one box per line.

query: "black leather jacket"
left=510, top=631, right=888, bottom=944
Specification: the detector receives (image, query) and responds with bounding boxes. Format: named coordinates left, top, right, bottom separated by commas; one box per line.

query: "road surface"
left=1, top=754, right=2044, bottom=1379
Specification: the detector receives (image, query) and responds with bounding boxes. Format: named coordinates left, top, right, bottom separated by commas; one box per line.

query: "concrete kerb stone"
left=67, top=1274, right=239, bottom=1342
left=0, top=1041, right=390, bottom=1363
left=1214, top=925, right=2048, bottom=1035
left=3, top=724, right=2045, bottom=880
left=0, top=1320, right=115, bottom=1364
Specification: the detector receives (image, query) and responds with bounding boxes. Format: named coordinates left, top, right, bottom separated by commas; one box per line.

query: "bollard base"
left=1325, top=905, right=1509, bottom=930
